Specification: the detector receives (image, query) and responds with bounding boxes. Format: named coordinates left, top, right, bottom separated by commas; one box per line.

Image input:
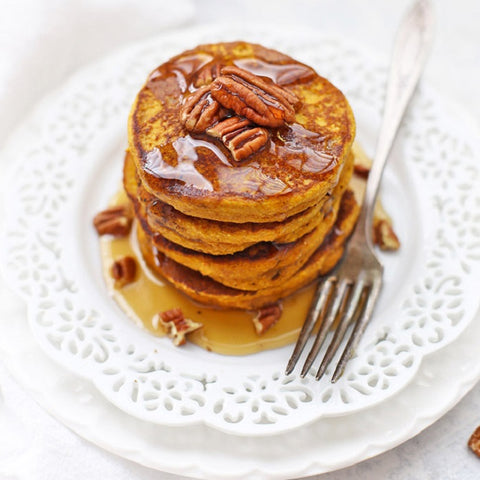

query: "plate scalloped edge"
left=1, top=281, right=480, bottom=479
left=1, top=23, right=480, bottom=436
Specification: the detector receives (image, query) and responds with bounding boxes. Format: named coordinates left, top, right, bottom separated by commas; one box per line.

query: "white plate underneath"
left=1, top=22, right=480, bottom=479
left=1, top=24, right=480, bottom=436
left=1, top=281, right=480, bottom=479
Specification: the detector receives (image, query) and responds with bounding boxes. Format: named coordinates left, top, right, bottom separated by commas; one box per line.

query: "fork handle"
left=362, top=0, right=434, bottom=240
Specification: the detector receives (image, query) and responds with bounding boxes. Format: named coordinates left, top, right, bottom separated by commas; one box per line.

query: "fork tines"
left=285, top=270, right=382, bottom=382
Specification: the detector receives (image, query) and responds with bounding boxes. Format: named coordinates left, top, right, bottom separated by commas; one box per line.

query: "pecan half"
left=110, top=256, right=137, bottom=288
left=352, top=142, right=372, bottom=179
left=155, top=308, right=202, bottom=346
left=352, top=143, right=400, bottom=250
left=181, top=85, right=222, bottom=132
left=211, top=66, right=299, bottom=127
left=353, top=163, right=370, bottom=179
left=373, top=200, right=400, bottom=251
left=207, top=116, right=269, bottom=161
left=373, top=218, right=401, bottom=251
left=194, top=62, right=222, bottom=87
left=225, top=127, right=269, bottom=162
left=469, top=426, right=480, bottom=458
left=252, top=303, right=283, bottom=335
left=93, top=205, right=133, bottom=237
left=206, top=116, right=252, bottom=138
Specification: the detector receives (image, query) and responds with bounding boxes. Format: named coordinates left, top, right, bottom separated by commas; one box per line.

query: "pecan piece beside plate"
left=469, top=426, right=480, bottom=458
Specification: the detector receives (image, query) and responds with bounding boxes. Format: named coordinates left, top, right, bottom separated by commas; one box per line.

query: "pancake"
left=121, top=40, right=362, bottom=311
left=145, top=200, right=329, bottom=255
left=137, top=188, right=360, bottom=310
left=128, top=41, right=355, bottom=223
left=124, top=150, right=354, bottom=255
left=127, top=152, right=352, bottom=291
left=138, top=186, right=343, bottom=292
left=123, top=150, right=324, bottom=254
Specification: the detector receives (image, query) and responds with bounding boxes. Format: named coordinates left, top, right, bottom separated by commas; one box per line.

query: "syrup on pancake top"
left=128, top=41, right=356, bottom=223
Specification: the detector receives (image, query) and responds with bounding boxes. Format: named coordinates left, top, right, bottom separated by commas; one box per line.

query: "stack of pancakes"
left=124, top=42, right=360, bottom=310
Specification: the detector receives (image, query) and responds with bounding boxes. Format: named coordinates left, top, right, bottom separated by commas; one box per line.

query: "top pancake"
left=128, top=41, right=355, bottom=223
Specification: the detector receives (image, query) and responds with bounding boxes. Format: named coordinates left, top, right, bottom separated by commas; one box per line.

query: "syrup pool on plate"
left=100, top=191, right=317, bottom=355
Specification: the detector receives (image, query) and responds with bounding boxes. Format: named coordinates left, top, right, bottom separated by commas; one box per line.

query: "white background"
left=0, top=0, right=479, bottom=479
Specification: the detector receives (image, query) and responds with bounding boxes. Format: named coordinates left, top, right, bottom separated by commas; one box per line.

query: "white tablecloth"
left=1, top=1, right=479, bottom=478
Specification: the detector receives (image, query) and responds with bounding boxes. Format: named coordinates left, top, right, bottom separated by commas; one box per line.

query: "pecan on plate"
left=93, top=205, right=133, bottom=237
left=373, top=218, right=401, bottom=251
left=468, top=426, right=480, bottom=458
left=252, top=303, right=283, bottom=335
left=373, top=200, right=400, bottom=251
left=207, top=116, right=269, bottom=162
left=155, top=308, right=202, bottom=346
left=352, top=142, right=372, bottom=179
left=353, top=162, right=370, bottom=180
left=352, top=143, right=400, bottom=251
left=110, top=256, right=137, bottom=288
left=211, top=66, right=299, bottom=128
left=181, top=85, right=223, bottom=132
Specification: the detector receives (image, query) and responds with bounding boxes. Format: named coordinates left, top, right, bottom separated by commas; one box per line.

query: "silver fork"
left=286, top=0, right=434, bottom=382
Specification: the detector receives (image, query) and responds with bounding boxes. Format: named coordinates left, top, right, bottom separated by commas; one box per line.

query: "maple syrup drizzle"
left=141, top=50, right=340, bottom=197
left=101, top=191, right=317, bottom=355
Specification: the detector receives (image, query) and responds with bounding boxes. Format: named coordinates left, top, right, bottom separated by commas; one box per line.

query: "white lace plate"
left=2, top=275, right=480, bottom=479
left=1, top=24, right=479, bottom=436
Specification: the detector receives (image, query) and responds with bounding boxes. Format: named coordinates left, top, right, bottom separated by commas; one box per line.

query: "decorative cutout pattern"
left=1, top=26, right=479, bottom=435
